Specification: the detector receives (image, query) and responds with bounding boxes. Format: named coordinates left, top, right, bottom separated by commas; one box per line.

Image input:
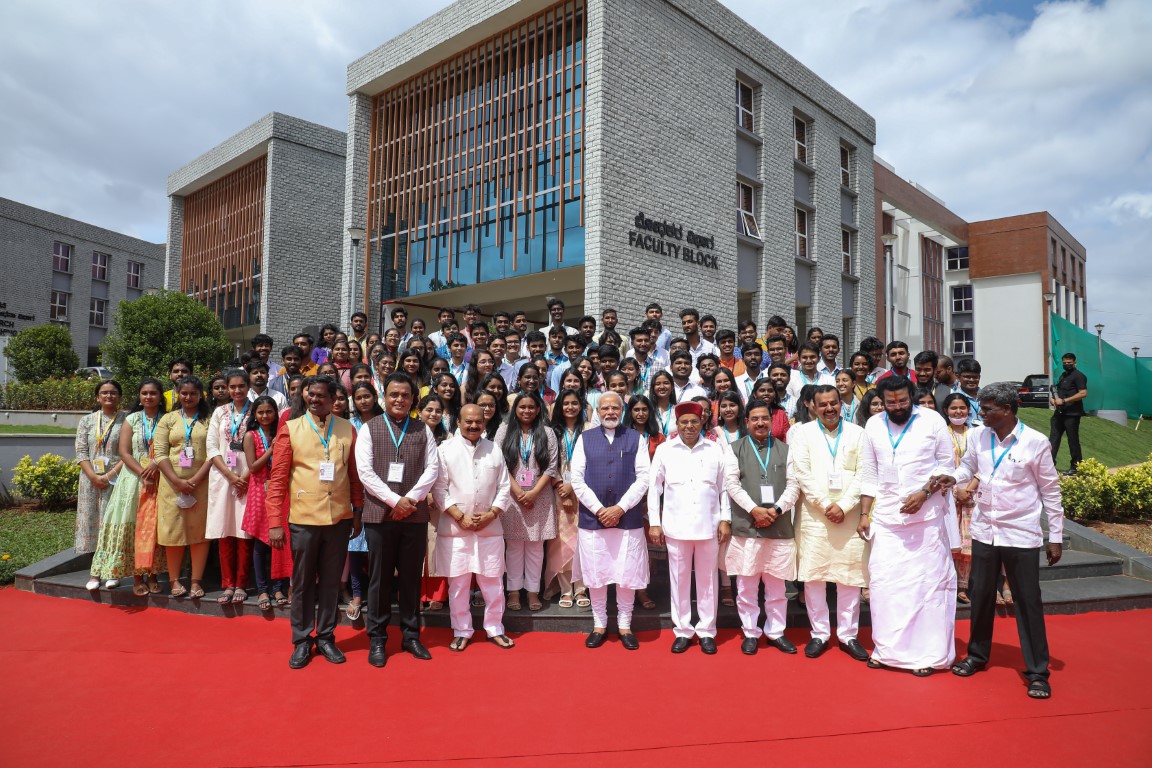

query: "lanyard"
left=842, top=398, right=857, bottom=422
left=450, top=361, right=466, bottom=380
left=141, top=414, right=157, bottom=449
left=657, top=406, right=672, bottom=436
left=564, top=428, right=576, bottom=462
left=350, top=414, right=363, bottom=430
left=949, top=428, right=967, bottom=464
left=885, top=412, right=918, bottom=455
left=747, top=435, right=773, bottom=478
left=179, top=411, right=197, bottom=444
left=989, top=423, right=1024, bottom=478
left=229, top=401, right=249, bottom=441
left=258, top=427, right=272, bottom=452
left=96, top=413, right=116, bottom=452
left=383, top=415, right=409, bottom=451
left=822, top=419, right=843, bottom=461
left=305, top=413, right=335, bottom=459
left=801, top=370, right=819, bottom=386
left=519, top=432, right=533, bottom=465
left=744, top=378, right=754, bottom=396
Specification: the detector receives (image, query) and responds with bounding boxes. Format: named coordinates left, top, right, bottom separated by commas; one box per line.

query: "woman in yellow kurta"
left=155, top=376, right=212, bottom=599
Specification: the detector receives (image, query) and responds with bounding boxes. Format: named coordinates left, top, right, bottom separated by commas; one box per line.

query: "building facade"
left=0, top=197, right=165, bottom=375
left=341, top=0, right=877, bottom=347
left=874, top=160, right=1087, bottom=383
left=166, top=113, right=346, bottom=349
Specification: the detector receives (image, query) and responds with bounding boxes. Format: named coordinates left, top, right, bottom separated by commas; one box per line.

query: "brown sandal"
left=527, top=592, right=543, bottom=611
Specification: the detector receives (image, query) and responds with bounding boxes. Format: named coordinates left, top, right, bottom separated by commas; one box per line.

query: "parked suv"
left=1018, top=374, right=1051, bottom=408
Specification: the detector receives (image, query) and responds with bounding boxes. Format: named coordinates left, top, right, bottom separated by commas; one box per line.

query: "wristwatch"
left=920, top=485, right=933, bottom=498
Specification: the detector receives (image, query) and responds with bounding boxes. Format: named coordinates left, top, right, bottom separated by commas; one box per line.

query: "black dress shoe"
left=368, top=638, right=387, bottom=668
left=618, top=632, right=640, bottom=651
left=315, top=638, right=346, bottom=664
left=766, top=635, right=797, bottom=654
left=741, top=636, right=759, bottom=655
left=699, top=637, right=718, bottom=655
left=402, top=638, right=432, bottom=660
left=671, top=636, right=692, bottom=654
left=804, top=637, right=828, bottom=658
left=585, top=631, right=607, bottom=649
left=289, top=641, right=313, bottom=669
left=839, top=639, right=870, bottom=662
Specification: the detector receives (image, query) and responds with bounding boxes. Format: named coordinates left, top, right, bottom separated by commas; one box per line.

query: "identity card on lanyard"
left=975, top=423, right=1022, bottom=507
left=307, top=413, right=336, bottom=481
left=93, top=414, right=116, bottom=473
left=748, top=435, right=775, bottom=505
left=384, top=416, right=408, bottom=483
left=179, top=413, right=196, bottom=468
left=517, top=434, right=535, bottom=488
left=824, top=420, right=844, bottom=490
left=881, top=413, right=917, bottom=486
left=226, top=401, right=248, bottom=467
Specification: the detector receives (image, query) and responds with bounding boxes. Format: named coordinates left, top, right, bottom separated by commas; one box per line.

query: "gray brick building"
left=0, top=197, right=165, bottom=378
left=341, top=0, right=876, bottom=349
left=166, top=113, right=346, bottom=352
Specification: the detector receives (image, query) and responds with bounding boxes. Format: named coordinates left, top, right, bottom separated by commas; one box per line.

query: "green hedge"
left=1, top=377, right=98, bottom=411
left=1061, top=456, right=1152, bottom=522
left=10, top=454, right=80, bottom=509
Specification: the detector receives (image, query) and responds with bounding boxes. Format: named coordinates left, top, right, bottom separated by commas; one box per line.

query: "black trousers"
left=967, top=539, right=1050, bottom=682
left=289, top=519, right=352, bottom=647
left=365, top=520, right=426, bottom=642
left=1049, top=412, right=1082, bottom=469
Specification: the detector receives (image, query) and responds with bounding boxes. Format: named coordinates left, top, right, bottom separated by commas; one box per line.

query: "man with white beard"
left=570, top=392, right=651, bottom=650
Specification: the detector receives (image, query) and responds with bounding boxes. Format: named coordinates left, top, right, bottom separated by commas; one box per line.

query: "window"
left=795, top=208, right=809, bottom=259
left=50, top=291, right=70, bottom=322
left=736, top=80, right=754, bottom=131
left=91, top=251, right=110, bottom=281
left=52, top=242, right=72, bottom=273
left=841, top=228, right=855, bottom=274
left=127, top=261, right=143, bottom=289
left=840, top=145, right=852, bottom=187
left=946, top=246, right=969, bottom=270
left=882, top=212, right=894, bottom=237
left=794, top=117, right=809, bottom=164
left=952, top=328, right=974, bottom=356
left=89, top=297, right=108, bottom=328
left=737, top=182, right=760, bottom=239
left=952, top=285, right=973, bottom=313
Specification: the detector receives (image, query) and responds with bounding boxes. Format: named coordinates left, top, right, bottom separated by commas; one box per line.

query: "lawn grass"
left=0, top=424, right=76, bottom=435
left=0, top=508, right=76, bottom=585
left=1016, top=409, right=1152, bottom=470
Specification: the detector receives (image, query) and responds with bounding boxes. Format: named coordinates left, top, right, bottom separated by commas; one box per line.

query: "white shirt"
left=354, top=417, right=440, bottom=508
left=431, top=433, right=512, bottom=537
left=654, top=327, right=673, bottom=355
left=498, top=360, right=519, bottom=390
left=626, top=350, right=668, bottom=391
left=247, top=387, right=287, bottom=410
left=733, top=372, right=758, bottom=402
left=954, top=421, right=1064, bottom=547
left=647, top=436, right=731, bottom=539
left=859, top=406, right=955, bottom=526
left=673, top=380, right=708, bottom=402
left=817, top=361, right=844, bottom=379
left=687, top=337, right=718, bottom=362
left=570, top=426, right=651, bottom=513
left=786, top=369, right=834, bottom=401
left=426, top=330, right=448, bottom=350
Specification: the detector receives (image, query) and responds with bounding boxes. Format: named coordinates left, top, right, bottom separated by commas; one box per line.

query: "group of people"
left=72, top=298, right=1066, bottom=698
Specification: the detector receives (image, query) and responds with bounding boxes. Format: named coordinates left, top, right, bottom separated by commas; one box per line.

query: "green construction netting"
left=1049, top=313, right=1152, bottom=419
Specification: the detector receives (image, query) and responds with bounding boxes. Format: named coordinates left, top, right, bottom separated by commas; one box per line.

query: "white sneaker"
left=104, top=579, right=119, bottom=589
left=85, top=578, right=100, bottom=591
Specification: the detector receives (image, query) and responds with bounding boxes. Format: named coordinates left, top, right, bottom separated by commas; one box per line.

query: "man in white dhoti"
left=722, top=399, right=800, bottom=656
left=789, top=385, right=869, bottom=661
left=570, top=392, right=650, bottom=650
left=858, top=375, right=958, bottom=675
left=431, top=404, right=516, bottom=651
left=648, top=401, right=731, bottom=655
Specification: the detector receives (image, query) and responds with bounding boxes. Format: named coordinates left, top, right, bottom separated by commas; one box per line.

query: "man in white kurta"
left=858, top=376, right=958, bottom=674
left=648, top=401, right=731, bottom=655
left=789, top=385, right=869, bottom=661
left=722, top=400, right=800, bottom=655
left=570, top=392, right=650, bottom=650
left=431, top=405, right=515, bottom=651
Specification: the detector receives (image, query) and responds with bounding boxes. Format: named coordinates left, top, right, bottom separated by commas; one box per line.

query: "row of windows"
left=48, top=291, right=110, bottom=328
left=52, top=241, right=143, bottom=287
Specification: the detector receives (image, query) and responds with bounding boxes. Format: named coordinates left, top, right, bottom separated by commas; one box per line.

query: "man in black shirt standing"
left=1050, top=353, right=1089, bottom=474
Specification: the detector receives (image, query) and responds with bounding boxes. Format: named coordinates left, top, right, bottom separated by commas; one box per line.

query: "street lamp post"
left=347, top=226, right=366, bottom=323
left=1094, top=323, right=1105, bottom=375
left=881, top=232, right=898, bottom=340
left=1043, top=291, right=1056, bottom=376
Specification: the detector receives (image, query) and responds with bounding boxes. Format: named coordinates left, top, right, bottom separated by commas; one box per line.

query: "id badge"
left=92, top=457, right=107, bottom=474
left=828, top=470, right=843, bottom=491
left=319, top=461, right=335, bottom=482
left=518, top=469, right=535, bottom=488
left=760, top=485, right=775, bottom=505
left=563, top=470, right=572, bottom=484
left=183, top=446, right=195, bottom=460
left=387, top=462, right=405, bottom=483
left=225, top=450, right=238, bottom=468
left=178, top=452, right=192, bottom=468
left=975, top=486, right=994, bottom=506
left=880, top=464, right=899, bottom=487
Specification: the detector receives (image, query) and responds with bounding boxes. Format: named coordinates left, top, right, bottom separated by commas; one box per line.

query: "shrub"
left=11, top=454, right=80, bottom=509
left=4, top=324, right=80, bottom=383
left=1061, top=455, right=1152, bottom=522
left=1, top=377, right=97, bottom=411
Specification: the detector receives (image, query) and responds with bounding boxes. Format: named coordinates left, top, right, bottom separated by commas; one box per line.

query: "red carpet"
left=1, top=588, right=1149, bottom=767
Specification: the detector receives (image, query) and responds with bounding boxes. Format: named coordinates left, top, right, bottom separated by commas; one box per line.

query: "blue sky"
left=0, top=0, right=1148, bottom=354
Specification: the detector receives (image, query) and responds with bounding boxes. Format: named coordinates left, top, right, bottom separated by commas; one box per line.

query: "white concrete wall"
left=972, top=272, right=1045, bottom=383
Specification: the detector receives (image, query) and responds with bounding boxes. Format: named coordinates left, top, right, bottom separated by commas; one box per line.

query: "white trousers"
left=804, top=581, right=861, bottom=643
left=666, top=537, right=718, bottom=639
left=505, top=540, right=544, bottom=591
left=448, top=574, right=505, bottom=639
left=736, top=573, right=787, bottom=639
left=589, top=585, right=636, bottom=631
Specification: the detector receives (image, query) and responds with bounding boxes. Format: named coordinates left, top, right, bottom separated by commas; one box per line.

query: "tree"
left=4, top=324, right=80, bottom=382
left=100, top=290, right=232, bottom=385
